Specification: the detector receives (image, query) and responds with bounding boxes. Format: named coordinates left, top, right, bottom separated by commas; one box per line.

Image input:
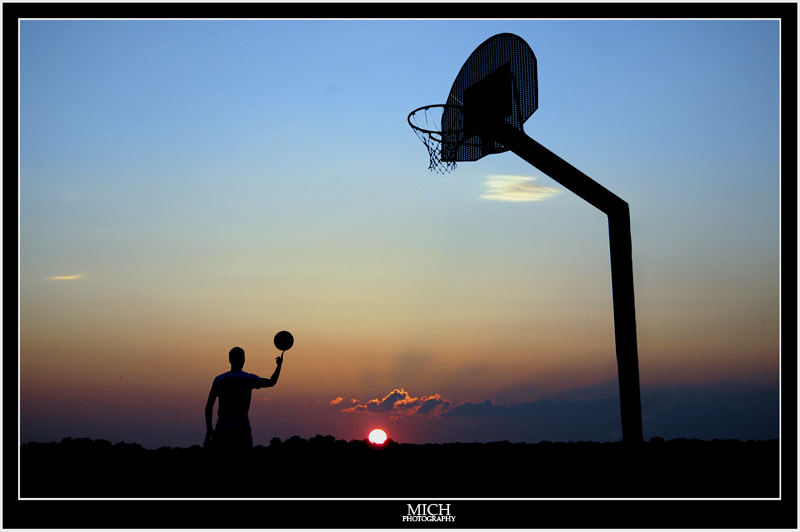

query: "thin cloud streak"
left=46, top=274, right=83, bottom=281
left=480, top=174, right=560, bottom=202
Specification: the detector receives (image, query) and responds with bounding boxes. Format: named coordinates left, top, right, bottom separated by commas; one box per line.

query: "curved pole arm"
left=497, top=125, right=627, bottom=215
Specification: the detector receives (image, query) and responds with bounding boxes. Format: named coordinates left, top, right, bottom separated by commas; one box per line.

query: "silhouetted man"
left=205, top=346, right=283, bottom=450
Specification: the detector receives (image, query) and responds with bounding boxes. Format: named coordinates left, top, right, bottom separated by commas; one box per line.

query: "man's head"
left=229, top=346, right=245, bottom=371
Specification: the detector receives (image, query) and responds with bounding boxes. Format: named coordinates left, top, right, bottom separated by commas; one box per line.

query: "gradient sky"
left=19, top=19, right=780, bottom=448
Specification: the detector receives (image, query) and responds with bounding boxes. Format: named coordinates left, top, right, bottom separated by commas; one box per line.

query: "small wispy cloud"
left=47, top=274, right=83, bottom=281
left=330, top=397, right=344, bottom=406
left=480, top=174, right=560, bottom=202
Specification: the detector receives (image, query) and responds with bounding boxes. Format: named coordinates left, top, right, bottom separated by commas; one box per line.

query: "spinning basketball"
left=274, top=330, right=294, bottom=352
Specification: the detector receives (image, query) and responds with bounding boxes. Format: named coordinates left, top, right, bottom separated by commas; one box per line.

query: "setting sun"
left=368, top=429, right=387, bottom=445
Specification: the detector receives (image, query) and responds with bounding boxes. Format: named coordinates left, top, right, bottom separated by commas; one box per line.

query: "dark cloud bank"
left=340, top=380, right=778, bottom=442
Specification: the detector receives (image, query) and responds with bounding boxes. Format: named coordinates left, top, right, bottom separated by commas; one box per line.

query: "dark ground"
left=20, top=436, right=778, bottom=498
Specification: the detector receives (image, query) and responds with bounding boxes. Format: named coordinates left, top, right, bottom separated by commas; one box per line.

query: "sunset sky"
left=19, top=19, right=780, bottom=448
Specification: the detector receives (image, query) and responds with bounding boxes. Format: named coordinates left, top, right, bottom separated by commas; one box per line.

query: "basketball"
left=274, top=330, right=294, bottom=352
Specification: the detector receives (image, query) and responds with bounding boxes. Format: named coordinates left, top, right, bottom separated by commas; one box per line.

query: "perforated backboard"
left=441, top=33, right=538, bottom=162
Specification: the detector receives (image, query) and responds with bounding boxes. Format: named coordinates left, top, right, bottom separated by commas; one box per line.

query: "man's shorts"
left=213, top=424, right=253, bottom=451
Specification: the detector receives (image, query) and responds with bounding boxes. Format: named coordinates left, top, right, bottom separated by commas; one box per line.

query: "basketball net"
left=407, top=104, right=457, bottom=174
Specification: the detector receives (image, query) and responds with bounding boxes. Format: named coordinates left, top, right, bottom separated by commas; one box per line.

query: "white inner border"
left=14, top=16, right=785, bottom=503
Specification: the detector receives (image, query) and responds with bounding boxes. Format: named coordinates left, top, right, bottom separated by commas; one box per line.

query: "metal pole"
left=606, top=203, right=644, bottom=444
left=498, top=125, right=644, bottom=444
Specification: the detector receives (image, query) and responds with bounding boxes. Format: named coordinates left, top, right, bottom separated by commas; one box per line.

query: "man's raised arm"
left=258, top=355, right=283, bottom=388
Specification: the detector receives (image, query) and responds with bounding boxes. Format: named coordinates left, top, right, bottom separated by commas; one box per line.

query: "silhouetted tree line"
left=21, top=436, right=777, bottom=498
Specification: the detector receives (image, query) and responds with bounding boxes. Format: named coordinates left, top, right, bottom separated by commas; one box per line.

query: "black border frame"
left=4, top=3, right=796, bottom=528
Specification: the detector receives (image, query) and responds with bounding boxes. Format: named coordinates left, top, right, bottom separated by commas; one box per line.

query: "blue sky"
left=20, top=19, right=780, bottom=446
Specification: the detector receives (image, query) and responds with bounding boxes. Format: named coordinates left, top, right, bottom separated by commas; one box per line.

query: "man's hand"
left=275, top=354, right=284, bottom=366
left=204, top=429, right=214, bottom=448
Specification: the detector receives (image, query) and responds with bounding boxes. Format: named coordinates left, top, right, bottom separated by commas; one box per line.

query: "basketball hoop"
left=405, top=32, right=644, bottom=444
left=407, top=104, right=465, bottom=174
